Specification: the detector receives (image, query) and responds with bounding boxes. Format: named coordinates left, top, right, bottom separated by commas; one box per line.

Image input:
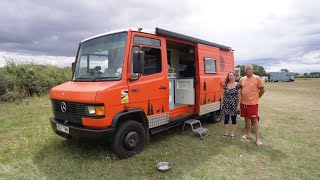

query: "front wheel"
left=111, top=120, right=146, bottom=159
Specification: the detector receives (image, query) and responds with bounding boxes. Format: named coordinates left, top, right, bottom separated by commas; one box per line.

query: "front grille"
left=52, top=99, right=86, bottom=125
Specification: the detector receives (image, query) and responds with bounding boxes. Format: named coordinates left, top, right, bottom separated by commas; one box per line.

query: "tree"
left=236, top=64, right=267, bottom=77
left=280, top=69, right=289, bottom=73
left=235, top=65, right=245, bottom=76
left=253, top=64, right=267, bottom=76
left=310, top=72, right=320, bottom=75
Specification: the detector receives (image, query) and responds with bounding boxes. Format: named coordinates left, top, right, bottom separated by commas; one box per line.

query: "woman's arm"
left=221, top=88, right=225, bottom=106
left=237, top=87, right=241, bottom=111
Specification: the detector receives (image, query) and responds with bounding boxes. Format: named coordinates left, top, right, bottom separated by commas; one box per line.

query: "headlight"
left=87, top=106, right=95, bottom=115
left=85, top=105, right=105, bottom=117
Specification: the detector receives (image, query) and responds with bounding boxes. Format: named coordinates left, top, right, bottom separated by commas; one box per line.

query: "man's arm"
left=259, top=87, right=265, bottom=98
left=256, top=76, right=265, bottom=98
left=237, top=88, right=241, bottom=110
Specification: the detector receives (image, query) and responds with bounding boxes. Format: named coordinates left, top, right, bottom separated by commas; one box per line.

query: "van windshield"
left=74, top=32, right=127, bottom=81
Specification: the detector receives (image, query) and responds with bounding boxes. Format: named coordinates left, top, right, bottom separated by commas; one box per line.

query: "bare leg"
left=245, top=118, right=252, bottom=138
left=224, top=123, right=229, bottom=136
left=253, top=121, right=262, bottom=146
left=231, top=124, right=236, bottom=137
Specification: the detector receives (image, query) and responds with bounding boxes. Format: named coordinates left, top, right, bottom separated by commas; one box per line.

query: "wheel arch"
left=111, top=108, right=149, bottom=141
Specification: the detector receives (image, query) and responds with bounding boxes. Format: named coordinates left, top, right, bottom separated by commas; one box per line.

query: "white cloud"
left=0, top=0, right=319, bottom=72
left=0, top=51, right=75, bottom=67
left=267, top=62, right=320, bottom=73
left=266, top=50, right=320, bottom=73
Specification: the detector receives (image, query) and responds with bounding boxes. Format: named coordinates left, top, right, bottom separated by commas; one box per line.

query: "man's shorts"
left=240, top=104, right=259, bottom=121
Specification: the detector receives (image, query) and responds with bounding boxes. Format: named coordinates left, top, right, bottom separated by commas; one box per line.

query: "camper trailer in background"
left=235, top=67, right=241, bottom=82
left=268, top=72, right=295, bottom=82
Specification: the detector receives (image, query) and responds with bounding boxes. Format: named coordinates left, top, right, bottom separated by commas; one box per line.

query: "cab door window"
left=131, top=36, right=162, bottom=77
left=130, top=46, right=162, bottom=77
left=141, top=47, right=161, bottom=75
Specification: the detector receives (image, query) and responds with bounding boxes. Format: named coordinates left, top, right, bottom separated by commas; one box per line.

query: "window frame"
left=73, top=32, right=127, bottom=82
left=133, top=36, right=161, bottom=47
left=130, top=45, right=141, bottom=78
left=131, top=35, right=163, bottom=77
left=204, top=57, right=217, bottom=74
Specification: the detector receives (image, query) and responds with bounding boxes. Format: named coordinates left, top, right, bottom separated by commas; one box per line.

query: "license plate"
left=56, top=124, right=69, bottom=134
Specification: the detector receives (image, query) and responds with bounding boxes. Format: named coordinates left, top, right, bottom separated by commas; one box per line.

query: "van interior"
left=166, top=40, right=196, bottom=111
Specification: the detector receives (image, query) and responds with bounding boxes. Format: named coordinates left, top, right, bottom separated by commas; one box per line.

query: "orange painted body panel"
left=126, top=32, right=169, bottom=119
left=51, top=81, right=98, bottom=103
left=50, top=80, right=129, bottom=129
left=169, top=105, right=193, bottom=118
left=195, top=44, right=234, bottom=114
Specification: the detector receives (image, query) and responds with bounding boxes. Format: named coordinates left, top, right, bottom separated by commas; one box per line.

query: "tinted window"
left=134, top=36, right=161, bottom=47
left=142, top=47, right=162, bottom=75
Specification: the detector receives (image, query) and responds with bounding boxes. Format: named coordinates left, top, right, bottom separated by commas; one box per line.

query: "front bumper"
left=50, top=117, right=115, bottom=140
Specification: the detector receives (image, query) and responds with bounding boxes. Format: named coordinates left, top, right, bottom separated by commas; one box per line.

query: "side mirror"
left=72, top=62, right=75, bottom=72
left=133, top=51, right=144, bottom=74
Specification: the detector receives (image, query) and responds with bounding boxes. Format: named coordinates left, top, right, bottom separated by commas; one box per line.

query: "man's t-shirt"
left=240, top=75, right=264, bottom=105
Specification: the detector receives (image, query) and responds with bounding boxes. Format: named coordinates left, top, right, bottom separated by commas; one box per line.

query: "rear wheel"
left=210, top=110, right=222, bottom=123
left=111, top=120, right=146, bottom=159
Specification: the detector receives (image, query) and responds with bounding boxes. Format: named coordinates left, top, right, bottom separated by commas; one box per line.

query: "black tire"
left=111, top=120, right=146, bottom=159
left=210, top=110, right=222, bottom=123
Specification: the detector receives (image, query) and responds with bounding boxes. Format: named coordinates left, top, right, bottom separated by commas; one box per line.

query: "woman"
left=221, top=72, right=241, bottom=139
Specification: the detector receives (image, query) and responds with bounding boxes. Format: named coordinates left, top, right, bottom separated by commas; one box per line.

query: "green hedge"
left=0, top=60, right=71, bottom=102
left=295, top=75, right=320, bottom=78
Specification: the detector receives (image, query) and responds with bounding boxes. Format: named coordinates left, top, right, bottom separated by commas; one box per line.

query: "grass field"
left=1, top=80, right=320, bottom=179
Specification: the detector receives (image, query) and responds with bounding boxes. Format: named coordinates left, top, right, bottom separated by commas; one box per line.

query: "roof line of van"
left=155, top=27, right=232, bottom=51
left=80, top=28, right=155, bottom=43
left=80, top=27, right=233, bottom=51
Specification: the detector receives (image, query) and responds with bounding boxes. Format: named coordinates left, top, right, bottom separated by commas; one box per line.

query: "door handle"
left=159, top=86, right=167, bottom=90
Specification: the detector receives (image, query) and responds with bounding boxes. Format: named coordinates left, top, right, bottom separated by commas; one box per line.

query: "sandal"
left=230, top=135, right=235, bottom=139
left=256, top=141, right=263, bottom=146
left=240, top=135, right=252, bottom=140
left=223, top=134, right=228, bottom=138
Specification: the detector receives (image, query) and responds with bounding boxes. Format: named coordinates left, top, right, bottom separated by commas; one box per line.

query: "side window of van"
left=130, top=46, right=162, bottom=76
left=132, top=36, right=162, bottom=76
left=141, top=47, right=162, bottom=75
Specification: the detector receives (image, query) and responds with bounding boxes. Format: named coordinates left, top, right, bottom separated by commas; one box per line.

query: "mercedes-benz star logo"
left=61, top=102, right=67, bottom=112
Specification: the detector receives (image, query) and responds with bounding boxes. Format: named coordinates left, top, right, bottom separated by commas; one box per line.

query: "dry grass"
left=0, top=80, right=319, bottom=179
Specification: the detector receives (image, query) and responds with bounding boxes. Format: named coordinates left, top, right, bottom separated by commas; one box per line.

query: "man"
left=240, top=64, right=265, bottom=146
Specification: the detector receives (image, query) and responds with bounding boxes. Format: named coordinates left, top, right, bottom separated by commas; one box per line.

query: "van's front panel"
left=50, top=32, right=131, bottom=130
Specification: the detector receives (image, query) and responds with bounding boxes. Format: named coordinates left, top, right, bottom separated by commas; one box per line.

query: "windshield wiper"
left=75, top=75, right=93, bottom=81
left=92, top=76, right=119, bottom=81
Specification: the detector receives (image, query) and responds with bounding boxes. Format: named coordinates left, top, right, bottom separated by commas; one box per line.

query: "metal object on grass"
left=156, top=162, right=172, bottom=171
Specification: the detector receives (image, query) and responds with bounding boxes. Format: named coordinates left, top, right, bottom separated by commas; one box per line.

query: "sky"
left=0, top=0, right=319, bottom=73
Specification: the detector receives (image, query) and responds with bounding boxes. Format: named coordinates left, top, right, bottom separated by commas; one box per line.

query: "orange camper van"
left=50, top=28, right=235, bottom=159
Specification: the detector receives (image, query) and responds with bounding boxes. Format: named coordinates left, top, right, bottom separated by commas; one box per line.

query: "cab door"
left=127, top=32, right=169, bottom=129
